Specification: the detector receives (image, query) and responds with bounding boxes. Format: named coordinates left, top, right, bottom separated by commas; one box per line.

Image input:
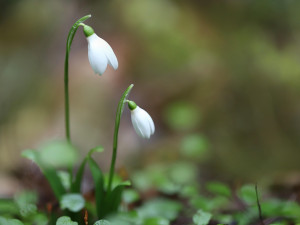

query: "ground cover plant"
left=1, top=7, right=300, bottom=225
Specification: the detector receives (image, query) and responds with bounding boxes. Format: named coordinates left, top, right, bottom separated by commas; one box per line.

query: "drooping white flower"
left=128, top=101, right=155, bottom=139
left=83, top=25, right=118, bottom=75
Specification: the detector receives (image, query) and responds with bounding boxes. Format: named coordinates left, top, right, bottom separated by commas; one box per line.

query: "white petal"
left=86, top=34, right=118, bottom=75
left=98, top=37, right=118, bottom=70
left=130, top=106, right=154, bottom=139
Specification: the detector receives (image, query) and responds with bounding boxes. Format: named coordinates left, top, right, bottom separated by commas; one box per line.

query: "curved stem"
left=107, top=84, right=134, bottom=192
left=64, top=14, right=91, bottom=142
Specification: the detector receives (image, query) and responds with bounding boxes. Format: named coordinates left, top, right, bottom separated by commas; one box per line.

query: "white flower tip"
left=87, top=33, right=118, bottom=75
left=131, top=106, right=155, bottom=139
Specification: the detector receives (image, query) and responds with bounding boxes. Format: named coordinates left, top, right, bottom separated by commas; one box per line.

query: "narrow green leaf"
left=56, top=216, right=78, bottom=225
left=71, top=146, right=103, bottom=193
left=88, top=157, right=105, bottom=218
left=22, top=149, right=66, bottom=200
left=58, top=171, right=71, bottom=191
left=106, top=181, right=131, bottom=213
left=89, top=146, right=104, bottom=157
left=60, top=193, right=85, bottom=212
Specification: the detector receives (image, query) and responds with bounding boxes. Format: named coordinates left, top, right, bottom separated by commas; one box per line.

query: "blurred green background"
left=1, top=0, right=300, bottom=195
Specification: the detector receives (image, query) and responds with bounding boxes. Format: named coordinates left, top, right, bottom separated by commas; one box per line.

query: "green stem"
left=107, top=84, right=134, bottom=192
left=64, top=14, right=91, bottom=142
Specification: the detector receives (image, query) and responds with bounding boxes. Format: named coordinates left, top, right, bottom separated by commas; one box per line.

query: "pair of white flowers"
left=83, top=24, right=155, bottom=139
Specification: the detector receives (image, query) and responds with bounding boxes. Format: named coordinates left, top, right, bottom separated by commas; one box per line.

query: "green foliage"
left=14, top=191, right=37, bottom=218
left=71, top=146, right=104, bottom=193
left=58, top=171, right=71, bottom=191
left=56, top=216, right=78, bottom=225
left=22, top=149, right=66, bottom=200
left=143, top=217, right=169, bottom=225
left=122, top=189, right=140, bottom=204
left=94, top=220, right=111, bottom=225
left=0, top=216, right=24, bottom=225
left=164, top=101, right=200, bottom=131
left=137, top=198, right=182, bottom=221
left=193, top=210, right=212, bottom=225
left=237, top=184, right=258, bottom=205
left=60, top=193, right=85, bottom=212
left=205, top=182, right=231, bottom=198
left=180, top=134, right=209, bottom=159
left=37, top=140, right=78, bottom=168
left=131, top=162, right=197, bottom=195
left=0, top=192, right=48, bottom=225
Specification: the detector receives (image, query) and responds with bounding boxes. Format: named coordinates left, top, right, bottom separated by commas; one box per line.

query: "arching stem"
left=107, top=84, right=134, bottom=192
left=64, top=15, right=91, bottom=142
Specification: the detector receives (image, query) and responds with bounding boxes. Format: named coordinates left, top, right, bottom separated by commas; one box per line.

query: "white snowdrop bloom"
left=83, top=25, right=118, bottom=75
left=128, top=101, right=155, bottom=139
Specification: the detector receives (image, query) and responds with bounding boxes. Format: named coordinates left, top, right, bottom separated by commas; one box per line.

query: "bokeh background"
left=1, top=0, right=300, bottom=196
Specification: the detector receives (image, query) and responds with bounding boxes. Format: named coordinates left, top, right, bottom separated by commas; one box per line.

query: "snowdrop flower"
left=128, top=101, right=155, bottom=139
left=83, top=24, right=118, bottom=75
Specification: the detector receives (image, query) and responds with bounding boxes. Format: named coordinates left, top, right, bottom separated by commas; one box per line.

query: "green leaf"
left=87, top=157, right=105, bottom=218
left=58, top=171, right=71, bottom=190
left=122, top=189, right=140, bottom=204
left=22, top=149, right=66, bottom=200
left=71, top=146, right=104, bottom=193
left=88, top=146, right=104, bottom=158
left=60, top=193, right=85, bottom=212
left=94, top=220, right=111, bottom=225
left=193, top=210, right=212, bottom=225
left=138, top=198, right=182, bottom=221
left=169, top=162, right=197, bottom=185
left=31, top=213, right=48, bottom=225
left=205, top=181, right=231, bottom=198
left=238, top=184, right=257, bottom=205
left=0, top=199, right=19, bottom=215
left=56, top=216, right=78, bottom=225
left=105, top=181, right=131, bottom=213
left=143, top=217, right=170, bottom=225
left=0, top=216, right=24, bottom=225
left=180, top=134, right=209, bottom=159
left=14, top=191, right=38, bottom=217
left=38, top=140, right=78, bottom=168
left=107, top=211, right=140, bottom=225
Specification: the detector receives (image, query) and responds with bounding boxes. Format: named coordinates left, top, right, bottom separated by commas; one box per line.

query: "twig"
left=84, top=209, right=88, bottom=225
left=255, top=183, right=264, bottom=225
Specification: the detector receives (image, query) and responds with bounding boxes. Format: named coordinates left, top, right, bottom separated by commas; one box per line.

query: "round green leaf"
left=205, top=182, right=231, bottom=197
left=94, top=220, right=111, bottom=225
left=39, top=140, right=79, bottom=168
left=0, top=217, right=24, bottom=225
left=193, top=210, right=212, bottom=225
left=56, top=216, right=78, bottom=225
left=60, top=194, right=85, bottom=212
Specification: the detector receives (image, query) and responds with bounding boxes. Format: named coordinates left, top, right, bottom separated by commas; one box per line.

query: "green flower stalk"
left=107, top=84, right=134, bottom=192
left=64, top=14, right=91, bottom=142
